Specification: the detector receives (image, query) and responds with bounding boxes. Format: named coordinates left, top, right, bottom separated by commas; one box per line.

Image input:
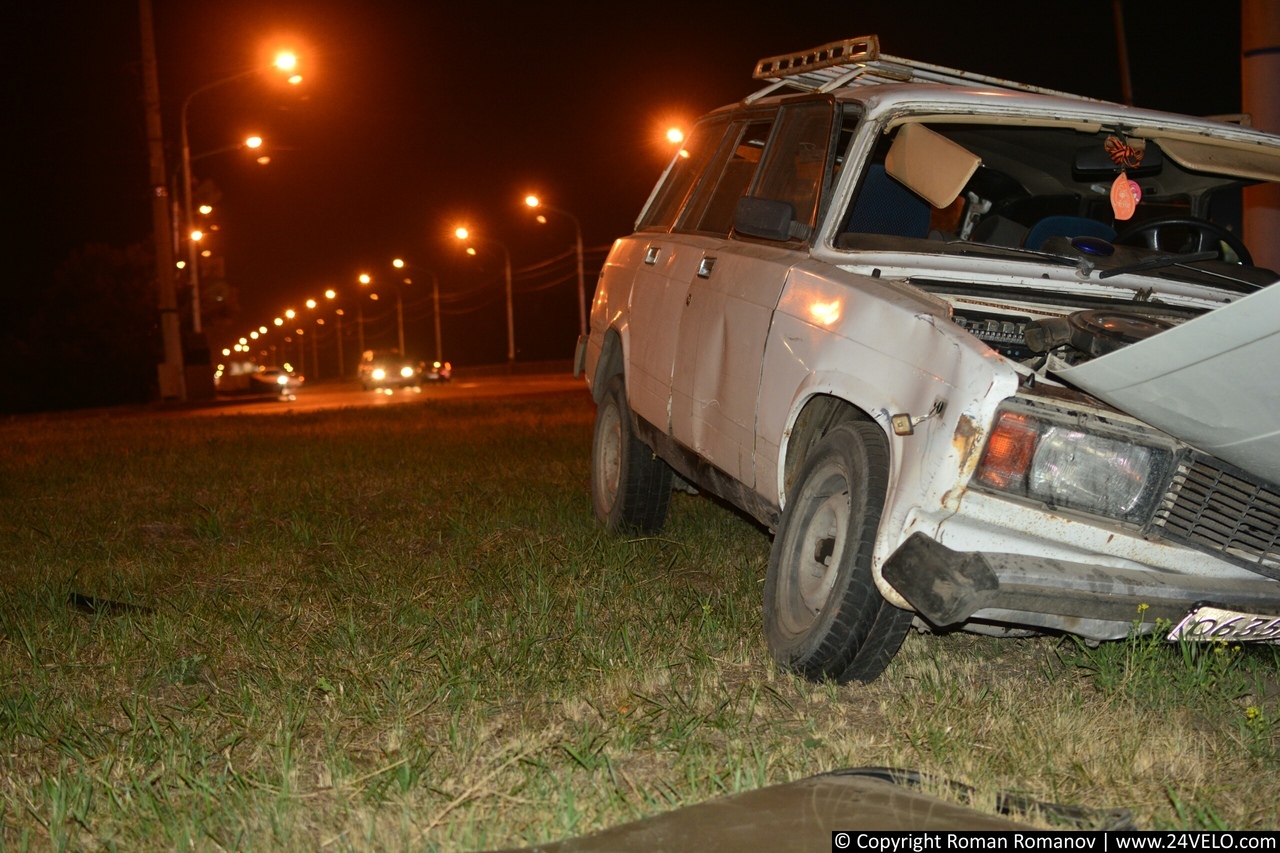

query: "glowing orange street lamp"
left=525, top=194, right=586, bottom=338
left=455, top=226, right=514, bottom=364
left=392, top=257, right=443, bottom=364
left=181, top=52, right=305, bottom=335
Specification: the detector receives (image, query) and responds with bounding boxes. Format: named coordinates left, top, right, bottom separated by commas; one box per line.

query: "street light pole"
left=393, top=258, right=443, bottom=364
left=432, top=273, right=442, bottom=365
left=180, top=55, right=300, bottom=335
left=138, top=0, right=185, bottom=401
left=324, top=290, right=343, bottom=377
left=359, top=273, right=405, bottom=355
left=525, top=196, right=586, bottom=338
left=455, top=229, right=515, bottom=364
left=181, top=70, right=254, bottom=336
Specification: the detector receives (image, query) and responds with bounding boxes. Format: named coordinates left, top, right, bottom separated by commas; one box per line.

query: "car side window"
left=746, top=103, right=835, bottom=240
left=678, top=116, right=777, bottom=236
left=636, top=117, right=732, bottom=232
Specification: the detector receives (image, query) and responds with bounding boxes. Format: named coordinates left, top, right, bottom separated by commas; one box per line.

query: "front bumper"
left=883, top=532, right=1280, bottom=641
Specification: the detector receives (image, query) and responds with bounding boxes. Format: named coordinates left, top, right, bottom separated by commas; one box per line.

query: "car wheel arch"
left=779, top=391, right=892, bottom=513
left=591, top=327, right=627, bottom=404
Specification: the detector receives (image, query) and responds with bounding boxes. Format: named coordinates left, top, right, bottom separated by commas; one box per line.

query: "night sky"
left=4, top=1, right=1243, bottom=376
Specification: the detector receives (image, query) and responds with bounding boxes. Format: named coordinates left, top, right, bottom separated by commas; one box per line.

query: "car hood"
left=1055, top=284, right=1280, bottom=485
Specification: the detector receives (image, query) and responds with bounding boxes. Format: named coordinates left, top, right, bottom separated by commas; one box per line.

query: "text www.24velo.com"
left=832, top=832, right=1279, bottom=852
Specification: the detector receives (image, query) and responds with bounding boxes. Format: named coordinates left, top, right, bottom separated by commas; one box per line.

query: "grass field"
left=1, top=390, right=1278, bottom=849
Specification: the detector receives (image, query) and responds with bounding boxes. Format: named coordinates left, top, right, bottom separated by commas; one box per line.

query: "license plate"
left=1167, top=604, right=1280, bottom=643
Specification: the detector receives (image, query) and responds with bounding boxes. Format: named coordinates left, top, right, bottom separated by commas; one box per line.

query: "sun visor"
left=884, top=123, right=982, bottom=209
left=1056, top=285, right=1280, bottom=485
left=1156, top=136, right=1280, bottom=183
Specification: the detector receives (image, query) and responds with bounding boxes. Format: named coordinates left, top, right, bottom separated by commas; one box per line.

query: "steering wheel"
left=1114, top=216, right=1252, bottom=266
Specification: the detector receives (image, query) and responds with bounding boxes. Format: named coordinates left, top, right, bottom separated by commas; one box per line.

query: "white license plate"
left=1167, top=604, right=1280, bottom=643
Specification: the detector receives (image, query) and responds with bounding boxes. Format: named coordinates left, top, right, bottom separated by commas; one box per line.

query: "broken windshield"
left=834, top=120, right=1280, bottom=291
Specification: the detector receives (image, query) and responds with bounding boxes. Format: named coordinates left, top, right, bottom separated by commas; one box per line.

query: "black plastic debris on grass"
left=493, top=768, right=1136, bottom=852
left=67, top=592, right=154, bottom=617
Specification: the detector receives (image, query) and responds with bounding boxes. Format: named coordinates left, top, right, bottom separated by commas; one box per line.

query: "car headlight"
left=276, top=375, right=288, bottom=385
left=372, top=368, right=386, bottom=381
left=400, top=366, right=415, bottom=378
left=973, top=406, right=1173, bottom=524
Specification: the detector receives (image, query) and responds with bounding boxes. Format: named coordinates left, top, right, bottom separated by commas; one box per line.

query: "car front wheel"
left=591, top=375, right=672, bottom=534
left=764, top=421, right=912, bottom=683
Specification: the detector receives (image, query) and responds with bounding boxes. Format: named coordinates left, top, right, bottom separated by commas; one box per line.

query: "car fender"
left=761, top=266, right=1019, bottom=605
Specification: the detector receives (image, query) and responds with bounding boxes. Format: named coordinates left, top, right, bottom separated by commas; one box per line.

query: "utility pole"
left=1243, top=0, right=1280, bottom=272
left=1111, top=0, right=1134, bottom=106
left=138, top=0, right=186, bottom=400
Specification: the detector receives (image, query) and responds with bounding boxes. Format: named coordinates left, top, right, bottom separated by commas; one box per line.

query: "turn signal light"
left=974, top=412, right=1038, bottom=491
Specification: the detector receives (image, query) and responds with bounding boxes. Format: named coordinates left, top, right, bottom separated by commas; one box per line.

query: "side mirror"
left=734, top=196, right=805, bottom=242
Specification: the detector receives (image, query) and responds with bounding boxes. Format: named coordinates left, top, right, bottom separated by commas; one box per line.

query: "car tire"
left=591, top=374, right=672, bottom=534
left=764, top=421, right=911, bottom=683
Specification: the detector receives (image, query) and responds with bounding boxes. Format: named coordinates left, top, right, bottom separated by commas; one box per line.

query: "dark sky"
left=4, top=1, right=1243, bottom=366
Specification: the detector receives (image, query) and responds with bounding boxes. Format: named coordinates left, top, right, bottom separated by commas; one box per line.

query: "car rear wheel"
left=591, top=375, right=672, bottom=534
left=764, top=421, right=911, bottom=683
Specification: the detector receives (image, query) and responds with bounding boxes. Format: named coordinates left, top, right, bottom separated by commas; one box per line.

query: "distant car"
left=358, top=351, right=452, bottom=390
left=424, top=359, right=453, bottom=382
left=359, top=351, right=427, bottom=391
left=250, top=367, right=303, bottom=398
left=215, top=364, right=303, bottom=398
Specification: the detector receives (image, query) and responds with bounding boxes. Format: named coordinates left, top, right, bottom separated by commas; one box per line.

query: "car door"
left=669, top=104, right=835, bottom=486
left=623, top=116, right=732, bottom=431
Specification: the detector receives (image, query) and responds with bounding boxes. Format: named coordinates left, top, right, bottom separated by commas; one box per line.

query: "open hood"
left=1056, top=284, right=1280, bottom=485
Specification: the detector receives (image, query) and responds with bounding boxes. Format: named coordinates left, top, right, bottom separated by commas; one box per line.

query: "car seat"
left=843, top=164, right=931, bottom=239
left=1023, top=215, right=1116, bottom=251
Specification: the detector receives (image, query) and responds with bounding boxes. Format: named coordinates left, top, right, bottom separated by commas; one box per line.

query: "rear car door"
left=623, top=116, right=732, bottom=431
left=670, top=104, right=834, bottom=486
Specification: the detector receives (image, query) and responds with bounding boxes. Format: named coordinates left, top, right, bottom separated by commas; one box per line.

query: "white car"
left=577, top=36, right=1280, bottom=683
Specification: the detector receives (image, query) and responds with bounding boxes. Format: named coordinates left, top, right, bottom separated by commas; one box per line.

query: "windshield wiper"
left=1097, top=250, right=1217, bottom=279
left=943, top=241, right=1083, bottom=268
left=1167, top=262, right=1272, bottom=291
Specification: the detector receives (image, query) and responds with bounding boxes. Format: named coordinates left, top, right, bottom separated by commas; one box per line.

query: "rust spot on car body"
left=952, top=415, right=984, bottom=476
left=939, top=414, right=986, bottom=509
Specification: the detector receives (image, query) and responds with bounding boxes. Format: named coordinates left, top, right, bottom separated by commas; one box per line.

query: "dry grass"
left=0, top=392, right=1277, bottom=849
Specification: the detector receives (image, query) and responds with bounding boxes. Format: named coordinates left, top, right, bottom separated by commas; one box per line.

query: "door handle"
left=697, top=256, right=716, bottom=278
left=644, top=246, right=661, bottom=265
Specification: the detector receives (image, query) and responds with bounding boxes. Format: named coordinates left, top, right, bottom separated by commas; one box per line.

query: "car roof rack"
left=745, top=35, right=1097, bottom=104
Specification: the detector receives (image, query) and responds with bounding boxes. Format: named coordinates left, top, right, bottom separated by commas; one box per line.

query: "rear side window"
left=679, top=117, right=776, bottom=236
left=636, top=117, right=731, bottom=232
left=747, top=103, right=835, bottom=240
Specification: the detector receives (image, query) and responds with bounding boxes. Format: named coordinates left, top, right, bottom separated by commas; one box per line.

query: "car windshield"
left=834, top=119, right=1280, bottom=292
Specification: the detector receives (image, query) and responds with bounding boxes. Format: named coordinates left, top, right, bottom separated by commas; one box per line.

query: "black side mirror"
left=734, top=196, right=805, bottom=242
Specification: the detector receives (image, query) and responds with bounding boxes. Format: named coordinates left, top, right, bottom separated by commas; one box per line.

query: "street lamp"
left=392, top=258, right=443, bottom=365
left=180, top=52, right=301, bottom=335
left=359, top=272, right=406, bottom=355
left=524, top=194, right=586, bottom=338
left=321, top=290, right=345, bottom=376
left=455, top=227, right=514, bottom=364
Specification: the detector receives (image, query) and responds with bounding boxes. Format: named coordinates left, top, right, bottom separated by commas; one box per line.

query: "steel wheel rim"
left=596, top=401, right=622, bottom=513
left=782, top=465, right=850, bottom=635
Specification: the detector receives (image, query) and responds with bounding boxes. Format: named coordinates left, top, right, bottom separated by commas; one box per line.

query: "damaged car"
left=577, top=36, right=1280, bottom=683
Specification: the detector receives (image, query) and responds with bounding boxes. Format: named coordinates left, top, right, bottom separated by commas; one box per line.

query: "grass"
left=1, top=390, right=1278, bottom=849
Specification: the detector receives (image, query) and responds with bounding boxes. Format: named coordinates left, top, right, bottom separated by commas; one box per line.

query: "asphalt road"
left=190, top=371, right=589, bottom=417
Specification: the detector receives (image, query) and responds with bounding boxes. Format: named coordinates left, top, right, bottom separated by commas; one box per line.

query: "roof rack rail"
left=746, top=35, right=1098, bottom=104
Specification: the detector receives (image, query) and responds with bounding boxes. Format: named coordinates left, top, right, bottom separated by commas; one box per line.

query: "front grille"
left=1151, top=454, right=1280, bottom=580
